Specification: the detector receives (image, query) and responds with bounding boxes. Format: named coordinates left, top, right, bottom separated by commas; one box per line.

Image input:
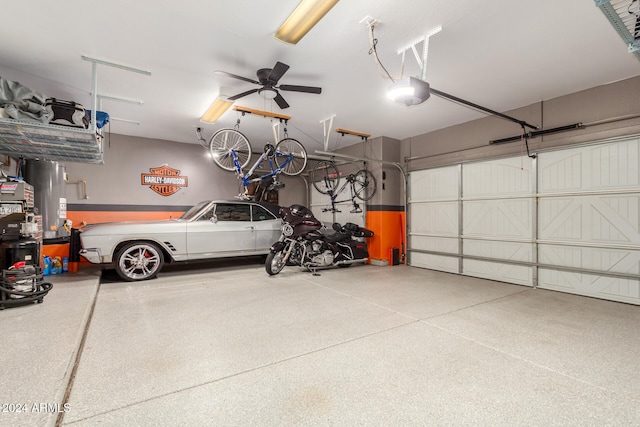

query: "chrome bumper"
left=79, top=248, right=103, bottom=264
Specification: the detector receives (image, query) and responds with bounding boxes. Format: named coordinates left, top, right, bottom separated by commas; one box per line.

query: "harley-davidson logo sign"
left=141, top=165, right=188, bottom=197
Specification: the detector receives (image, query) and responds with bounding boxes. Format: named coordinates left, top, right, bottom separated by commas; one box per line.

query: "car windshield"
left=179, top=201, right=212, bottom=220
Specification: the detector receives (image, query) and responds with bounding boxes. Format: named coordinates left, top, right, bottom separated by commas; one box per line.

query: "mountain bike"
left=311, top=159, right=377, bottom=213
left=206, top=128, right=307, bottom=199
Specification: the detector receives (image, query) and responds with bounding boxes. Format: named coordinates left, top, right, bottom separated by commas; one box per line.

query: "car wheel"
left=114, top=242, right=164, bottom=281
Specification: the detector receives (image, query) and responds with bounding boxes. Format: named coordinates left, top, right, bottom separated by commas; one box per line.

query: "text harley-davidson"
left=265, top=204, right=374, bottom=275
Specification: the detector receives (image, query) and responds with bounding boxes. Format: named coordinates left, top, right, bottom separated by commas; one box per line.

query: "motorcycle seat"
left=321, top=227, right=351, bottom=243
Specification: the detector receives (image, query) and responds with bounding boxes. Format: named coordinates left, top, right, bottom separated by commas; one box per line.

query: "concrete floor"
left=2, top=258, right=640, bottom=426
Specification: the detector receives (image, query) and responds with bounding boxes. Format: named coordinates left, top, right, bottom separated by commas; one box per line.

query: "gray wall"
left=63, top=133, right=307, bottom=208
left=401, top=75, right=640, bottom=171
left=329, top=135, right=403, bottom=208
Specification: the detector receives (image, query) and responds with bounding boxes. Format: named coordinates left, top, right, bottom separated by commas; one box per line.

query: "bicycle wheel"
left=353, top=169, right=377, bottom=201
left=312, top=160, right=340, bottom=194
left=209, top=129, right=252, bottom=172
left=274, top=138, right=307, bottom=176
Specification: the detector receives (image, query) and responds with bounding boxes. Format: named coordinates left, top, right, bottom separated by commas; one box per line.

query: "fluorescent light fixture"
left=387, top=76, right=431, bottom=106
left=200, top=97, right=233, bottom=123
left=274, top=0, right=339, bottom=44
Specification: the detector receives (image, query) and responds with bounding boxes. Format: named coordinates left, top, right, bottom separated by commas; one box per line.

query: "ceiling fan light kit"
left=258, top=87, right=278, bottom=100
left=274, top=0, right=340, bottom=44
left=200, top=97, right=234, bottom=123
left=387, top=77, right=431, bottom=106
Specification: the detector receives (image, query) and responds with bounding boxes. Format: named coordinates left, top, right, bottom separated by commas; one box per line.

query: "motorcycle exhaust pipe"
left=334, top=258, right=368, bottom=266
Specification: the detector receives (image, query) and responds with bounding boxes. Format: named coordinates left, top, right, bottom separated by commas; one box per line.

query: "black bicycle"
left=311, top=160, right=377, bottom=213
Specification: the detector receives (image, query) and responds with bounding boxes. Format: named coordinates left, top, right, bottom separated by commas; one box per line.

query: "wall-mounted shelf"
left=0, top=118, right=103, bottom=164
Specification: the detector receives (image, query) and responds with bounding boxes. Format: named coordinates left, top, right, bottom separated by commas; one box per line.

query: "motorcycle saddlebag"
left=45, top=98, right=90, bottom=128
left=357, top=228, right=374, bottom=238
left=351, top=242, right=369, bottom=259
left=342, top=222, right=374, bottom=238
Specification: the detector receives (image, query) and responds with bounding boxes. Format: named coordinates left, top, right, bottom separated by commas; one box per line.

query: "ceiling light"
left=200, top=97, right=233, bottom=123
left=258, top=88, right=278, bottom=99
left=387, top=77, right=431, bottom=106
left=274, top=0, right=340, bottom=44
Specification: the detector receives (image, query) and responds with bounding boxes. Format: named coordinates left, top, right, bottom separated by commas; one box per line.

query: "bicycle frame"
left=230, top=147, right=294, bottom=188
left=322, top=175, right=361, bottom=213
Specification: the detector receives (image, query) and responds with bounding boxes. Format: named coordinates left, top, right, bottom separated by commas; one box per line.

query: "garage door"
left=408, top=136, right=640, bottom=305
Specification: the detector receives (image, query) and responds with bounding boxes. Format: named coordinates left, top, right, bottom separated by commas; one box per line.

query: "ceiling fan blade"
left=214, top=70, right=260, bottom=85
left=267, top=62, right=290, bottom=84
left=227, top=88, right=259, bottom=101
left=274, top=92, right=290, bottom=109
left=279, top=84, right=322, bottom=94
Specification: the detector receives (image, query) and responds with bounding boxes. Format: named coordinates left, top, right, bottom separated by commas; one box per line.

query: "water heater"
left=24, top=160, right=66, bottom=240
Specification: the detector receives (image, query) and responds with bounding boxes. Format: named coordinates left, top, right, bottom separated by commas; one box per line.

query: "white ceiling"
left=1, top=0, right=638, bottom=154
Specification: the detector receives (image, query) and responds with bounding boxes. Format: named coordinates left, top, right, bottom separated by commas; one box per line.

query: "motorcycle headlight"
left=282, top=223, right=294, bottom=237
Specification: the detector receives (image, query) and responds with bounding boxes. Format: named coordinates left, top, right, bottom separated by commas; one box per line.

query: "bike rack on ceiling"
left=232, top=105, right=292, bottom=144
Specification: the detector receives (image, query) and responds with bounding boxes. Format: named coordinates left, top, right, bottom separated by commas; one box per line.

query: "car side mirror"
left=210, top=214, right=218, bottom=223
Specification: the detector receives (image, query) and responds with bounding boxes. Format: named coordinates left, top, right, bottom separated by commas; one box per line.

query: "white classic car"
left=79, top=200, right=282, bottom=281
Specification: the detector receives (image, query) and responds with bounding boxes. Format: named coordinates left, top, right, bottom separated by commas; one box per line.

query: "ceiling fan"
left=215, top=61, right=322, bottom=109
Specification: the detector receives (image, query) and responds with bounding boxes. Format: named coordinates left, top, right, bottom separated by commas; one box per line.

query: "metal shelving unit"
left=0, top=55, right=152, bottom=165
left=0, top=118, right=103, bottom=164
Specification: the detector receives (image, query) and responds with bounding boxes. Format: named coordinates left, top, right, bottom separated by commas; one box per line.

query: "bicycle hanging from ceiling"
left=197, top=106, right=308, bottom=200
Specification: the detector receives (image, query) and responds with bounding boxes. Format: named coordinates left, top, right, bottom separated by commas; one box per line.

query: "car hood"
left=80, top=219, right=184, bottom=235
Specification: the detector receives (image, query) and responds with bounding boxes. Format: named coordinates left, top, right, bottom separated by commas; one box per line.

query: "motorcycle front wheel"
left=265, top=250, right=287, bottom=275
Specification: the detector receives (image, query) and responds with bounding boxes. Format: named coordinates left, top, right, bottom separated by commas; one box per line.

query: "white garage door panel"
left=538, top=269, right=640, bottom=304
left=408, top=165, right=461, bottom=274
left=538, top=194, right=640, bottom=245
left=411, top=252, right=458, bottom=273
left=535, top=138, right=640, bottom=304
left=539, top=244, right=640, bottom=274
left=538, top=138, right=640, bottom=193
left=463, top=199, right=533, bottom=239
left=463, top=259, right=532, bottom=286
left=463, top=157, right=533, bottom=197
left=411, top=236, right=458, bottom=254
left=410, top=166, right=458, bottom=200
left=410, top=202, right=459, bottom=236
left=463, top=239, right=533, bottom=263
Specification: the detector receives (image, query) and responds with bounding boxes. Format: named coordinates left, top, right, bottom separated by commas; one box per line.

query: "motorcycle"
left=265, top=204, right=374, bottom=275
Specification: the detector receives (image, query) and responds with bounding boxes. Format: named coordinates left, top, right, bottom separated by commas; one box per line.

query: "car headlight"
left=282, top=223, right=294, bottom=237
